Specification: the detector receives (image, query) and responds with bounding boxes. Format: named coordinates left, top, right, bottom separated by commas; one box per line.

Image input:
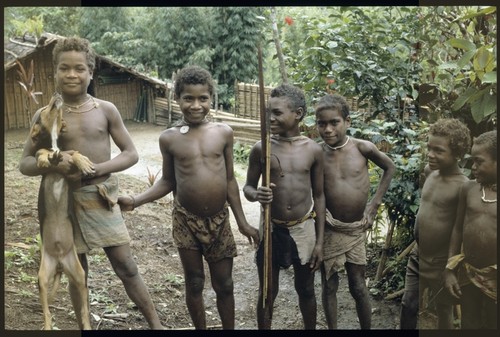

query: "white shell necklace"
left=325, top=136, right=350, bottom=151
left=481, top=184, right=497, bottom=203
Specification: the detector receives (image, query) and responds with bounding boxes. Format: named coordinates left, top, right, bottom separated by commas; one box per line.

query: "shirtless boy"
left=400, top=118, right=471, bottom=329
left=118, top=65, right=259, bottom=329
left=315, top=94, right=395, bottom=329
left=443, top=130, right=497, bottom=329
left=244, top=84, right=325, bottom=330
left=19, top=37, right=164, bottom=329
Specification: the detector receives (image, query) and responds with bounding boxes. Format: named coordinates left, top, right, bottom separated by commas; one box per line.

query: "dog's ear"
left=30, top=123, right=41, bottom=145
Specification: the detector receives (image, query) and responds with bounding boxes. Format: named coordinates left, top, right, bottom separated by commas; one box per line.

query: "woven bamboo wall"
left=4, top=50, right=56, bottom=130
left=235, top=82, right=271, bottom=120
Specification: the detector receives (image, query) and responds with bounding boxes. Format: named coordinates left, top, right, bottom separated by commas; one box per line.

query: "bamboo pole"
left=375, top=220, right=395, bottom=281
left=258, top=44, right=273, bottom=325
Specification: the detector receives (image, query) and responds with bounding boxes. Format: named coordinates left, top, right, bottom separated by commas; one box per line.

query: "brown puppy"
left=31, top=93, right=93, bottom=330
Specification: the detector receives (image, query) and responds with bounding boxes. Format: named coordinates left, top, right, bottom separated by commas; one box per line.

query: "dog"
left=31, top=93, right=94, bottom=330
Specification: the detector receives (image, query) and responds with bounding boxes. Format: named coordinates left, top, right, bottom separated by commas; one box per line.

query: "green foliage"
left=418, top=6, right=497, bottom=132
left=233, top=142, right=252, bottom=164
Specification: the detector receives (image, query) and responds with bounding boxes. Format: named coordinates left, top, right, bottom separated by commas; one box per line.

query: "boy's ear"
left=295, top=107, right=304, bottom=120
left=345, top=115, right=352, bottom=126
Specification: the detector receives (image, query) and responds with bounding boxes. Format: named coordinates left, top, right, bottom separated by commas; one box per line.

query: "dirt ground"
left=4, top=121, right=403, bottom=331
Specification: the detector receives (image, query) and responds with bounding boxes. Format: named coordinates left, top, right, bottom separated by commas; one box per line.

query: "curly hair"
left=270, top=84, right=306, bottom=121
left=429, top=118, right=471, bottom=159
left=52, top=37, right=96, bottom=72
left=174, top=66, right=215, bottom=98
left=473, top=130, right=497, bottom=161
left=315, top=94, right=350, bottom=119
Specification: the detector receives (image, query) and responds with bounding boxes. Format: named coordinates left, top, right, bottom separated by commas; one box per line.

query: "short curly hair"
left=429, top=118, right=471, bottom=159
left=473, top=130, right=497, bottom=161
left=174, top=66, right=215, bottom=98
left=315, top=94, right=350, bottom=119
left=52, top=37, right=96, bottom=72
left=270, top=84, right=306, bottom=121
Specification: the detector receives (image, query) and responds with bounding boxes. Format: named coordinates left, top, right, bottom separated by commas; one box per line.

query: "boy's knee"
left=113, top=259, right=139, bottom=280
left=401, top=291, right=419, bottom=313
left=348, top=282, right=368, bottom=300
left=185, top=275, right=205, bottom=294
left=213, top=278, right=234, bottom=296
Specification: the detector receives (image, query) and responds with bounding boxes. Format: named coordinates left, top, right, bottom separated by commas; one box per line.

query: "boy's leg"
left=178, top=248, right=207, bottom=329
left=104, top=244, right=164, bottom=329
left=255, top=252, right=279, bottom=330
left=345, top=262, right=371, bottom=329
left=460, top=283, right=483, bottom=329
left=435, top=302, right=454, bottom=329
left=320, top=264, right=339, bottom=329
left=208, top=257, right=235, bottom=329
left=400, top=250, right=419, bottom=329
left=293, top=263, right=317, bottom=329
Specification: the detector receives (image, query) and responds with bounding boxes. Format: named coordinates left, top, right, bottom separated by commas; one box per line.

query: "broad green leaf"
left=457, top=50, right=475, bottom=69
left=448, top=38, right=476, bottom=52
left=473, top=47, right=494, bottom=71
left=438, top=62, right=458, bottom=70
left=480, top=92, right=497, bottom=118
left=451, top=87, right=477, bottom=111
left=482, top=71, right=497, bottom=84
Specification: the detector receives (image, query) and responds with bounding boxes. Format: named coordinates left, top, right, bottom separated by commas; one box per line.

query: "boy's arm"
left=224, top=130, right=259, bottom=246
left=243, top=142, right=271, bottom=204
left=97, top=103, right=139, bottom=177
left=119, top=132, right=175, bottom=211
left=360, top=140, right=396, bottom=227
left=310, top=144, right=325, bottom=271
left=443, top=182, right=469, bottom=299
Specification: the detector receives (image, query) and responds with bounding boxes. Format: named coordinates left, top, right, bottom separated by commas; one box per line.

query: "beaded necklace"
left=64, top=95, right=99, bottom=114
left=324, top=136, right=350, bottom=151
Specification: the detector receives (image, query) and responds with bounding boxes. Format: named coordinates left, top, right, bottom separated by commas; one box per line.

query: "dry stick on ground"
left=381, top=240, right=416, bottom=278
left=375, top=220, right=396, bottom=281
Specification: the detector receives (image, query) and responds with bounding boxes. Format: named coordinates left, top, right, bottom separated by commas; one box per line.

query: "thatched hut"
left=4, top=33, right=167, bottom=130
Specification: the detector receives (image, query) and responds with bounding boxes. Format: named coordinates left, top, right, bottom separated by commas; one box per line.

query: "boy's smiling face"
left=316, top=108, right=351, bottom=148
left=268, top=96, right=302, bottom=135
left=426, top=135, right=457, bottom=172
left=177, top=84, right=211, bottom=125
left=55, top=51, right=93, bottom=96
left=471, top=143, right=497, bottom=186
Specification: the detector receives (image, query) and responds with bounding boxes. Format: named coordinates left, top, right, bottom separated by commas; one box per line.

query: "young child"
left=399, top=118, right=471, bottom=329
left=443, top=130, right=497, bottom=329
left=243, top=83, right=325, bottom=330
left=118, top=65, right=259, bottom=330
left=19, top=37, right=164, bottom=329
left=315, top=94, right=395, bottom=329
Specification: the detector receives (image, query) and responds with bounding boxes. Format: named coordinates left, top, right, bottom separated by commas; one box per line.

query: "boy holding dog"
left=19, top=37, right=164, bottom=329
left=118, top=65, right=260, bottom=329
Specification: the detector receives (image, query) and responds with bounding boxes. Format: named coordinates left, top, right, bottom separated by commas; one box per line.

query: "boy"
left=315, top=94, right=395, bottom=329
left=19, top=37, right=164, bottom=329
left=118, top=65, right=259, bottom=330
left=399, top=118, right=471, bottom=329
left=243, top=84, right=325, bottom=330
left=443, top=130, right=497, bottom=329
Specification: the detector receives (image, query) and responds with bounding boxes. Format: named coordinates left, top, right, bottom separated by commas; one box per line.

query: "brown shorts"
left=172, top=199, right=237, bottom=263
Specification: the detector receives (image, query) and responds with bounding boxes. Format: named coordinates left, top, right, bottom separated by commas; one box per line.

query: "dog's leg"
left=38, top=248, right=59, bottom=330
left=72, top=152, right=95, bottom=176
left=63, top=248, right=92, bottom=330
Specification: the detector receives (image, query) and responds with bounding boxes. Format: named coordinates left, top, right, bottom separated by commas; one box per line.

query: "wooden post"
left=375, top=220, right=395, bottom=281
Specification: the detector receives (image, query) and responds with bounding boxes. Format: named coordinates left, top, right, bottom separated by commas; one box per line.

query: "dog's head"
left=30, top=93, right=64, bottom=146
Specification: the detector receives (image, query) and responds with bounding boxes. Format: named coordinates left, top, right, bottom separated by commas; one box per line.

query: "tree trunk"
left=270, top=7, right=288, bottom=84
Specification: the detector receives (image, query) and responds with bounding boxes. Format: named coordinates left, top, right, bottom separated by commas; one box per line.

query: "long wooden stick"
left=258, top=44, right=272, bottom=321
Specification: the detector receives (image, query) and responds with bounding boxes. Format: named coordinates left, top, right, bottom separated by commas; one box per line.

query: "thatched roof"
left=4, top=32, right=167, bottom=89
